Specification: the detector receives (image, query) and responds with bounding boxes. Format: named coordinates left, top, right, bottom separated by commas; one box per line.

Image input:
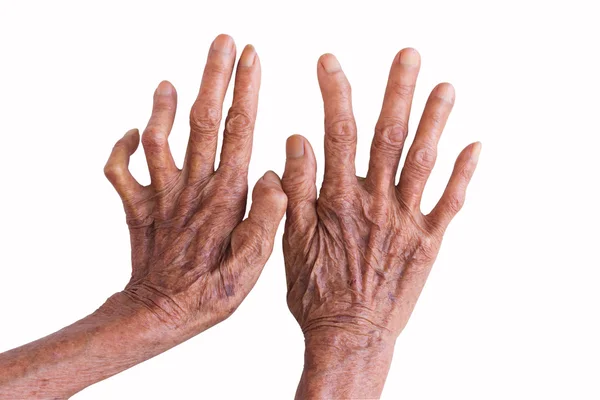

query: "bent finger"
left=141, top=80, right=178, bottom=189
left=282, top=134, right=318, bottom=237
left=229, top=171, right=287, bottom=268
left=104, top=128, right=144, bottom=207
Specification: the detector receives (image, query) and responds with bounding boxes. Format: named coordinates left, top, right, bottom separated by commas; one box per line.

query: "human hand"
left=104, top=34, right=286, bottom=339
left=282, top=49, right=480, bottom=399
left=0, top=34, right=288, bottom=399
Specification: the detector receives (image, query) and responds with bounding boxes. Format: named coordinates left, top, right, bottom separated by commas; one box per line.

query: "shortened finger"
left=229, top=171, right=287, bottom=264
left=105, top=128, right=144, bottom=205
left=141, top=80, right=178, bottom=189
left=282, top=134, right=318, bottom=236
left=216, top=171, right=287, bottom=303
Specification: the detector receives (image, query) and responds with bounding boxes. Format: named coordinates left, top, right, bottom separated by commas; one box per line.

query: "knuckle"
left=447, top=193, right=465, bottom=214
left=388, top=80, right=414, bottom=99
left=246, top=220, right=273, bottom=252
left=460, top=168, right=473, bottom=182
left=204, top=61, right=230, bottom=77
left=373, top=119, right=408, bottom=152
left=103, top=163, right=123, bottom=182
left=260, top=184, right=286, bottom=202
left=218, top=163, right=246, bottom=183
left=233, top=77, right=256, bottom=93
left=153, top=96, right=175, bottom=111
left=416, top=236, right=438, bottom=263
left=428, top=109, right=444, bottom=126
left=319, top=188, right=354, bottom=215
left=225, top=107, right=254, bottom=137
left=326, top=115, right=356, bottom=143
left=410, top=146, right=436, bottom=175
left=141, top=127, right=167, bottom=149
left=460, top=163, right=475, bottom=181
left=189, top=103, right=222, bottom=135
left=282, top=175, right=313, bottom=199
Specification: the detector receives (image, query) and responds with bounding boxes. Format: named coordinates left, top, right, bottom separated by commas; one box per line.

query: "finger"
left=317, top=54, right=357, bottom=182
left=229, top=171, right=287, bottom=267
left=104, top=128, right=144, bottom=207
left=366, top=48, right=420, bottom=189
left=215, top=172, right=286, bottom=302
left=397, top=83, right=455, bottom=209
left=282, top=135, right=318, bottom=236
left=218, top=44, right=261, bottom=175
left=141, top=80, right=178, bottom=189
left=187, top=34, right=236, bottom=182
left=427, top=142, right=481, bottom=233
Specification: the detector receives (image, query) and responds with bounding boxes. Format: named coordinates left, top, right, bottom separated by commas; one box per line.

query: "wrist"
left=94, top=290, right=188, bottom=347
left=297, top=327, right=396, bottom=400
left=0, top=292, right=184, bottom=398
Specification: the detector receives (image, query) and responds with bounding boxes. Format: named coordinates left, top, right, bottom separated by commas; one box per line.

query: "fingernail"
left=239, top=45, right=256, bottom=67
left=213, top=34, right=234, bottom=54
left=435, top=83, right=455, bottom=103
left=286, top=135, right=305, bottom=158
left=320, top=54, right=341, bottom=73
left=398, top=48, right=420, bottom=66
left=263, top=170, right=280, bottom=183
left=156, top=81, right=173, bottom=96
left=471, top=142, right=482, bottom=163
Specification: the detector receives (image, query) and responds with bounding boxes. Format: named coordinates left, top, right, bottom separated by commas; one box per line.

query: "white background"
left=1, top=1, right=599, bottom=399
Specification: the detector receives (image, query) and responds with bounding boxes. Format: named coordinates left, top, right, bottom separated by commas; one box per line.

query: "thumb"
left=229, top=171, right=287, bottom=266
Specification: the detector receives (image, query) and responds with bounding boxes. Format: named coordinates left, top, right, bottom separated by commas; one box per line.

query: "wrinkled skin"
left=0, top=34, right=286, bottom=399
left=104, top=35, right=287, bottom=335
left=281, top=50, right=480, bottom=399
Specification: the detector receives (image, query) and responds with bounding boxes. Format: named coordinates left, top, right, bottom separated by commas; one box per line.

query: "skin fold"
left=281, top=50, right=480, bottom=399
left=0, top=34, right=287, bottom=399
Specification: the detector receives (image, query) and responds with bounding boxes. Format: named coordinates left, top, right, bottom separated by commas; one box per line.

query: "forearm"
left=0, top=292, right=182, bottom=399
left=296, top=327, right=396, bottom=400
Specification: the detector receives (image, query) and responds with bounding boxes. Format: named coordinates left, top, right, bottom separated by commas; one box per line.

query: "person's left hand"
left=281, top=50, right=480, bottom=399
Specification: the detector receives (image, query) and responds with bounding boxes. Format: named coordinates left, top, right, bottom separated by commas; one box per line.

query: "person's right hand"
left=282, top=49, right=480, bottom=399
left=104, top=34, right=287, bottom=340
left=0, top=34, right=288, bottom=400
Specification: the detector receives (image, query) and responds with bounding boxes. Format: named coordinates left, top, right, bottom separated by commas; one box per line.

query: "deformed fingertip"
left=259, top=171, right=287, bottom=207
left=124, top=128, right=139, bottom=138
left=263, top=170, right=281, bottom=184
